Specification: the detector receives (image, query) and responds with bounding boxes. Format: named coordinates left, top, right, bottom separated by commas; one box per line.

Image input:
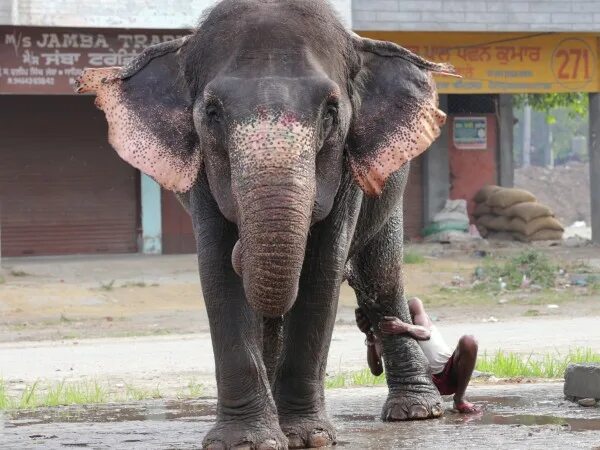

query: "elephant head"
left=76, top=0, right=456, bottom=318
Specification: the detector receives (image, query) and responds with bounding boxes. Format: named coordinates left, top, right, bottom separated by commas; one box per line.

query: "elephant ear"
left=348, top=36, right=458, bottom=197
left=75, top=37, right=201, bottom=193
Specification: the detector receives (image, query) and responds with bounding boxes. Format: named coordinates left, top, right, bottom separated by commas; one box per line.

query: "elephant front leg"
left=193, top=190, right=286, bottom=450
left=349, top=215, right=443, bottom=422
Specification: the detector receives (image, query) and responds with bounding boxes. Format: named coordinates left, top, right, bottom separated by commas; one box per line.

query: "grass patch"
left=0, top=274, right=5, bottom=284
left=0, top=380, right=108, bottom=410
left=10, top=269, right=29, bottom=277
left=325, top=369, right=386, bottom=389
left=404, top=251, right=426, bottom=265
left=0, top=378, right=207, bottom=411
left=121, top=281, right=148, bottom=288
left=476, top=348, right=600, bottom=378
left=474, top=250, right=558, bottom=291
left=98, top=280, right=115, bottom=291
left=177, top=379, right=204, bottom=399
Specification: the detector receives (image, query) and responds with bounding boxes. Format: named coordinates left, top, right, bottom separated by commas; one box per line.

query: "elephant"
left=75, top=0, right=456, bottom=448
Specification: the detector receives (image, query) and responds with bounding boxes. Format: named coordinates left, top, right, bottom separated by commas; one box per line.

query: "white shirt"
left=417, top=325, right=453, bottom=375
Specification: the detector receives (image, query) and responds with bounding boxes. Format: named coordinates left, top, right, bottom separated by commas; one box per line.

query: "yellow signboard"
left=358, top=31, right=599, bottom=94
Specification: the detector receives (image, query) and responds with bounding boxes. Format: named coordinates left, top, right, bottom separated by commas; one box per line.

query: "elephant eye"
left=205, top=104, right=221, bottom=123
left=324, top=104, right=338, bottom=121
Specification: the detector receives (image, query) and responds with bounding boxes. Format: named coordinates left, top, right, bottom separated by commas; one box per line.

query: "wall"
left=354, top=0, right=600, bottom=32
left=0, top=0, right=352, bottom=28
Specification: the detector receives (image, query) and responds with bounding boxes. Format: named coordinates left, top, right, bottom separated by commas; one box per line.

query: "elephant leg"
left=273, top=220, right=352, bottom=449
left=348, top=212, right=443, bottom=422
left=191, top=183, right=286, bottom=450
left=263, top=316, right=284, bottom=386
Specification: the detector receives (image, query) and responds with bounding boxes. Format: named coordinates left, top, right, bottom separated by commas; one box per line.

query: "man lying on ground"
left=355, top=297, right=480, bottom=414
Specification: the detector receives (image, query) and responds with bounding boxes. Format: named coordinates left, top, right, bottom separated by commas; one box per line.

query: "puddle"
left=4, top=384, right=600, bottom=449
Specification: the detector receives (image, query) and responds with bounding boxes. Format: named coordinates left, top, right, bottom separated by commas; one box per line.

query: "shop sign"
left=0, top=26, right=184, bottom=94
left=359, top=31, right=600, bottom=94
left=453, top=116, right=487, bottom=150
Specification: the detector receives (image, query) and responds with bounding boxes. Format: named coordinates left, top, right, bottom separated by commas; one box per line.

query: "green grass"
left=10, top=269, right=29, bottom=277
left=0, top=379, right=108, bottom=410
left=121, top=281, right=148, bottom=288
left=0, top=274, right=5, bottom=284
left=474, top=250, right=558, bottom=291
left=476, top=348, right=600, bottom=378
left=325, top=368, right=386, bottom=389
left=404, top=251, right=426, bottom=265
left=0, top=378, right=205, bottom=411
left=98, top=280, right=115, bottom=291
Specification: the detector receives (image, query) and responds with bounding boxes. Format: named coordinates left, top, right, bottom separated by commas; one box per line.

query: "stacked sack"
left=474, top=186, right=564, bottom=242
left=422, top=199, right=476, bottom=243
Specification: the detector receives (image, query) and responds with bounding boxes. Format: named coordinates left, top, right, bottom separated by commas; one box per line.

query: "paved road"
left=2, top=316, right=599, bottom=386
left=3, top=384, right=600, bottom=449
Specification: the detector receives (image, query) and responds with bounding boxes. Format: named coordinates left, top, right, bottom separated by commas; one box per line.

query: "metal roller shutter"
left=0, top=95, right=139, bottom=256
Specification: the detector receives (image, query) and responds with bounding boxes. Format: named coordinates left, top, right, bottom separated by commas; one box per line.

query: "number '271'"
left=556, top=48, right=590, bottom=80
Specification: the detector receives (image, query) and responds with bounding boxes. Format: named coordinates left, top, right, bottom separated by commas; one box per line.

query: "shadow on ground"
left=2, top=383, right=600, bottom=449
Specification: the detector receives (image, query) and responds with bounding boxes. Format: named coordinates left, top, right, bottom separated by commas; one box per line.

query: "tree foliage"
left=513, top=93, right=588, bottom=124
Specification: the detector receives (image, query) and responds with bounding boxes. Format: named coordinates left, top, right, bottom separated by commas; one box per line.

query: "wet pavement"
left=3, top=383, right=600, bottom=449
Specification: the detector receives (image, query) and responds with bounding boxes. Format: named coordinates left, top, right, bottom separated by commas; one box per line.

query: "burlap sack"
left=476, top=214, right=495, bottom=228
left=510, top=216, right=564, bottom=236
left=504, top=202, right=553, bottom=222
left=486, top=231, right=515, bottom=241
left=474, top=185, right=501, bottom=203
left=476, top=224, right=489, bottom=238
left=488, top=215, right=512, bottom=232
left=513, top=229, right=563, bottom=242
left=473, top=203, right=492, bottom=217
left=486, top=188, right=536, bottom=208
left=491, top=206, right=511, bottom=217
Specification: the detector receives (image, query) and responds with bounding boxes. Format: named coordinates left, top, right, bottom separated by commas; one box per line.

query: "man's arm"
left=408, top=297, right=432, bottom=328
left=379, top=316, right=431, bottom=340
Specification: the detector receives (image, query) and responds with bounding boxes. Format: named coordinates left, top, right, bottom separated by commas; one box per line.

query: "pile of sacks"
left=474, top=185, right=564, bottom=242
left=423, top=199, right=480, bottom=243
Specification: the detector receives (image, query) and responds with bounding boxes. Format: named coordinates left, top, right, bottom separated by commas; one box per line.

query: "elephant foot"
left=279, top=414, right=336, bottom=449
left=382, top=388, right=444, bottom=421
left=203, top=419, right=288, bottom=450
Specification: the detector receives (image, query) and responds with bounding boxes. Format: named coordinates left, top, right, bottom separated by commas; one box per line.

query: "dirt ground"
left=1, top=242, right=599, bottom=343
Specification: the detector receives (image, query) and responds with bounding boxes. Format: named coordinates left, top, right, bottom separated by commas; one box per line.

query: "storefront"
left=358, top=31, right=600, bottom=236
left=0, top=26, right=190, bottom=256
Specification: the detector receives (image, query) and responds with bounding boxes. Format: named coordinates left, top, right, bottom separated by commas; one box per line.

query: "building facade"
left=1, top=1, right=597, bottom=257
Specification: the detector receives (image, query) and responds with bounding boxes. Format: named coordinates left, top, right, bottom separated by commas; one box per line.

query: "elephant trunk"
left=230, top=118, right=316, bottom=317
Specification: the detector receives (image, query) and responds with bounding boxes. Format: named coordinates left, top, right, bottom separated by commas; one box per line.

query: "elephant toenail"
left=308, top=430, right=332, bottom=447
left=408, top=405, right=429, bottom=419
left=286, top=433, right=305, bottom=449
left=258, top=439, right=279, bottom=450
left=431, top=404, right=444, bottom=417
left=207, top=442, right=226, bottom=450
left=390, top=404, right=408, bottom=421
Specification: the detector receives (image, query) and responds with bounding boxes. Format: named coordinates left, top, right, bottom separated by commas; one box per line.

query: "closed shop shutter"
left=403, top=154, right=424, bottom=240
left=0, top=95, right=139, bottom=256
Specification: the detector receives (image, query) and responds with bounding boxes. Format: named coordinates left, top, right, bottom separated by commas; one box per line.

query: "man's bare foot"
left=454, top=400, right=482, bottom=414
left=380, top=317, right=431, bottom=341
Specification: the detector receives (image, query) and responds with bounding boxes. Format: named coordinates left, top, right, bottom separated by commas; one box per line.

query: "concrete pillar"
left=589, top=93, right=600, bottom=244
left=423, top=94, right=450, bottom=224
left=522, top=103, right=532, bottom=168
left=498, top=94, right=515, bottom=187
left=141, top=174, right=162, bottom=254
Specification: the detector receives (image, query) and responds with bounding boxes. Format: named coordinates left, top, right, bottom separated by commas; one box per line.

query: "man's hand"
left=380, top=316, right=431, bottom=341
left=355, top=308, right=372, bottom=334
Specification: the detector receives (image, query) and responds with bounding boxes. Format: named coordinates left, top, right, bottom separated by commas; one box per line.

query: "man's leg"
left=451, top=335, right=480, bottom=413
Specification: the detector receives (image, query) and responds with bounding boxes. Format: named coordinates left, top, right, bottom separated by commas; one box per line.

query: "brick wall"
left=354, top=0, right=600, bottom=32
left=0, top=0, right=352, bottom=28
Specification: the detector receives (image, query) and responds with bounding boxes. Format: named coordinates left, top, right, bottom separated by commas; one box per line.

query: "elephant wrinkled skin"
left=76, top=1, right=456, bottom=448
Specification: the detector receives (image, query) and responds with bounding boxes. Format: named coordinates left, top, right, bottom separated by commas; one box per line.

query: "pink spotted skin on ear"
left=76, top=67, right=201, bottom=193
left=350, top=74, right=446, bottom=197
